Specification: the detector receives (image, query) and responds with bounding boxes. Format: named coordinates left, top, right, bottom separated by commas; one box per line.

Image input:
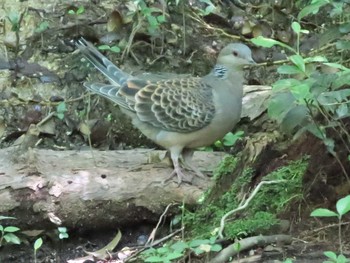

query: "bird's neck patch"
left=213, top=65, right=228, bottom=79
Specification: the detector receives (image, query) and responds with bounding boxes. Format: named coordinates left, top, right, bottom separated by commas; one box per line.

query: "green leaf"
left=251, top=36, right=279, bottom=47
left=310, top=208, right=338, bottom=217
left=0, top=216, right=16, bottom=220
left=318, top=89, right=350, bottom=105
left=268, top=92, right=295, bottom=122
left=147, top=15, right=158, bottom=27
left=165, top=252, right=183, bottom=260
left=214, top=140, right=223, bottom=148
left=141, top=247, right=157, bottom=256
left=209, top=236, right=217, bottom=244
left=291, top=21, right=301, bottom=34
left=34, top=237, right=43, bottom=250
left=58, top=227, right=67, bottom=233
left=59, top=233, right=69, bottom=239
left=204, top=5, right=215, bottom=15
left=76, top=6, right=85, bottom=15
left=170, top=241, right=188, bottom=253
left=336, top=104, right=349, bottom=119
left=330, top=2, right=343, bottom=17
left=7, top=11, right=19, bottom=25
left=252, top=36, right=293, bottom=52
left=189, top=239, right=210, bottom=247
left=4, top=226, right=20, bottom=233
left=333, top=71, right=350, bottom=89
left=222, top=131, right=244, bottom=146
left=157, top=247, right=169, bottom=254
left=324, top=138, right=335, bottom=155
left=304, top=56, right=328, bottom=63
left=98, top=45, right=111, bottom=51
left=304, top=123, right=325, bottom=140
left=336, top=195, right=350, bottom=216
left=192, top=247, right=205, bottom=255
left=68, top=9, right=75, bottom=15
left=157, top=15, right=166, bottom=23
left=110, top=46, right=121, bottom=53
left=324, top=251, right=337, bottom=260
left=297, top=1, right=329, bottom=21
left=210, top=244, right=222, bottom=252
left=281, top=105, right=308, bottom=133
left=148, top=7, right=163, bottom=13
left=4, top=233, right=21, bottom=244
left=272, top=79, right=301, bottom=91
left=336, top=40, right=350, bottom=50
left=339, top=22, right=350, bottom=33
left=145, top=256, right=165, bottom=262
left=57, top=102, right=66, bottom=113
left=199, top=0, right=216, bottom=14
left=140, top=6, right=151, bottom=16
left=290, top=54, right=305, bottom=73
left=323, top=62, right=350, bottom=71
left=277, top=65, right=303, bottom=75
left=56, top=113, right=64, bottom=120
left=35, top=21, right=49, bottom=33
left=300, top=29, right=310, bottom=34
left=290, top=83, right=312, bottom=101
left=336, top=254, right=349, bottom=263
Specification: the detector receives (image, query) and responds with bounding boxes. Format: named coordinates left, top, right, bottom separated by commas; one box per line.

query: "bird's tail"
left=75, top=38, right=130, bottom=87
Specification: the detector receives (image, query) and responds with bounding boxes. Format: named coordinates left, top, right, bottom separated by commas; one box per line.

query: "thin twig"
left=145, top=203, right=174, bottom=246
left=218, top=180, right=287, bottom=239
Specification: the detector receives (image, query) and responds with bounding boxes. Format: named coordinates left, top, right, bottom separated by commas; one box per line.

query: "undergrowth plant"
left=132, top=0, right=166, bottom=35
left=141, top=237, right=221, bottom=263
left=311, top=195, right=350, bottom=256
left=33, top=237, right=43, bottom=263
left=67, top=6, right=85, bottom=15
left=252, top=1, right=350, bottom=181
left=98, top=44, right=121, bottom=54
left=57, top=227, right=69, bottom=240
left=0, top=216, right=21, bottom=247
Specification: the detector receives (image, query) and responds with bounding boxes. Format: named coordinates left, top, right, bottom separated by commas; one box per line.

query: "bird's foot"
left=184, top=164, right=206, bottom=179
left=181, top=149, right=208, bottom=179
left=162, top=167, right=193, bottom=185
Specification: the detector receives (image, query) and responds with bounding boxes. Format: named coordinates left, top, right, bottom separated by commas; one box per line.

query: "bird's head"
left=217, top=43, right=255, bottom=69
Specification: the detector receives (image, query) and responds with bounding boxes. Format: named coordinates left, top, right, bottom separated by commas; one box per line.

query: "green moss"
left=212, top=155, right=239, bottom=180
left=184, top=156, right=309, bottom=239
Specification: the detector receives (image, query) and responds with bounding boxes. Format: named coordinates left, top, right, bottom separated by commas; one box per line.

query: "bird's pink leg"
left=162, top=148, right=192, bottom=184
left=182, top=149, right=206, bottom=178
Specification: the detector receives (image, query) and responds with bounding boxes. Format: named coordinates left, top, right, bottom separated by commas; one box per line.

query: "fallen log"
left=0, top=147, right=223, bottom=229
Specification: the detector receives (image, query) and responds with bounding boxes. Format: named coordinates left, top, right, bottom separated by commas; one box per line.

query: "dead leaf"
left=84, top=230, right=122, bottom=259
left=107, top=10, right=123, bottom=32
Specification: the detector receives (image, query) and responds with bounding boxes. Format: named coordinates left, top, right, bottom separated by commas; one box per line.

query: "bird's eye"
left=232, top=51, right=238, bottom=57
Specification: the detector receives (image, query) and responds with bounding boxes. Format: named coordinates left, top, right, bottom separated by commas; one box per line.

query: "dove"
left=76, top=38, right=255, bottom=184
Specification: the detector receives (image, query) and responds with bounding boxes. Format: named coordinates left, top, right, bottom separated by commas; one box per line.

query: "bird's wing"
left=122, top=77, right=216, bottom=133
left=85, top=77, right=216, bottom=133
